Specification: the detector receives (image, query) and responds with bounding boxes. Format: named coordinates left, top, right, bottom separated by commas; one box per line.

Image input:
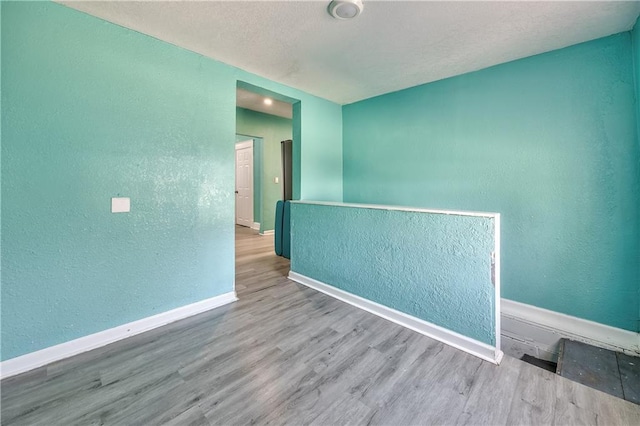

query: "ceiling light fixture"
left=328, top=0, right=363, bottom=20
left=264, top=98, right=273, bottom=106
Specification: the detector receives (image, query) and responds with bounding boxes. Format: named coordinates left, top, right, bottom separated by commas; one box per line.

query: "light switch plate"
left=274, top=177, right=279, bottom=184
left=111, top=197, right=130, bottom=213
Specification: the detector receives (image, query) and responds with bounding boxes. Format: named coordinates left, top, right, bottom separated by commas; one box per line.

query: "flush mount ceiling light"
left=328, top=0, right=364, bottom=20
left=263, top=98, right=273, bottom=106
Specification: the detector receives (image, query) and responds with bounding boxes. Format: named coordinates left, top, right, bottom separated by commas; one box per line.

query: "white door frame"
left=235, top=140, right=254, bottom=228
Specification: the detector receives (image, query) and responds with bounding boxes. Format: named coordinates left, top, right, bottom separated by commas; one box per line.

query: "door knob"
left=235, top=191, right=239, bottom=194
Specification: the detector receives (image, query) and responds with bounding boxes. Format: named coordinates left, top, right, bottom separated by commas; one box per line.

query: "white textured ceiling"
left=237, top=88, right=293, bottom=118
left=59, top=1, right=640, bottom=105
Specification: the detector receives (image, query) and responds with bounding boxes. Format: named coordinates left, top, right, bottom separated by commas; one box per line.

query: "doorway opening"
left=234, top=83, right=297, bottom=236
left=234, top=82, right=298, bottom=296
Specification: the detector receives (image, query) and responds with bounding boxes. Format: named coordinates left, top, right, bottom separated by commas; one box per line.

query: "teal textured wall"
left=298, top=100, right=343, bottom=201
left=236, top=107, right=292, bottom=232
left=343, top=34, right=639, bottom=332
left=632, top=17, right=640, bottom=325
left=290, top=203, right=497, bottom=345
left=1, top=2, right=342, bottom=360
left=0, top=1, right=3, bottom=358
left=633, top=16, right=640, bottom=150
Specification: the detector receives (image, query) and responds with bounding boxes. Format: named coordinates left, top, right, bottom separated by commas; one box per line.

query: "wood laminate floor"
left=1, top=226, right=639, bottom=425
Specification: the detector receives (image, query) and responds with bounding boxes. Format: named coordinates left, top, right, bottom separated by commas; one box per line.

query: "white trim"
left=0, top=292, right=238, bottom=379
left=259, top=229, right=275, bottom=236
left=494, top=214, right=502, bottom=355
left=293, top=200, right=499, bottom=218
left=251, top=222, right=260, bottom=231
left=289, top=271, right=503, bottom=365
left=500, top=298, right=640, bottom=361
left=290, top=201, right=501, bottom=362
left=235, top=140, right=253, bottom=150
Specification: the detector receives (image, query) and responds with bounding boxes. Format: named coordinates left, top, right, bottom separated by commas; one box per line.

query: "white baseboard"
left=251, top=222, right=260, bottom=231
left=288, top=271, right=502, bottom=365
left=0, top=291, right=238, bottom=380
left=259, top=229, right=274, bottom=236
left=500, top=298, right=640, bottom=362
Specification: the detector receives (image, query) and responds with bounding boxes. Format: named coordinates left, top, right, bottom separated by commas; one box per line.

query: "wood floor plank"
left=2, top=225, right=639, bottom=425
left=456, top=354, right=522, bottom=425
left=308, top=392, right=374, bottom=426
left=256, top=346, right=384, bottom=425
left=555, top=372, right=640, bottom=426
left=366, top=344, right=481, bottom=425
left=162, top=404, right=209, bottom=426
left=202, top=356, right=318, bottom=425
left=506, top=361, right=558, bottom=425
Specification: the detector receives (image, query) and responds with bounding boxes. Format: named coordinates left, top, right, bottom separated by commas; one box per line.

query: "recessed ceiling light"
left=264, top=98, right=273, bottom=106
left=328, top=0, right=364, bottom=20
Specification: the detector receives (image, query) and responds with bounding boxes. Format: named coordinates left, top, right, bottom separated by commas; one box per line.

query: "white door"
left=235, top=140, right=254, bottom=227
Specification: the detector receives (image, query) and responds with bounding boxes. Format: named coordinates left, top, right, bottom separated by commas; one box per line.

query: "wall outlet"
left=111, top=197, right=130, bottom=213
